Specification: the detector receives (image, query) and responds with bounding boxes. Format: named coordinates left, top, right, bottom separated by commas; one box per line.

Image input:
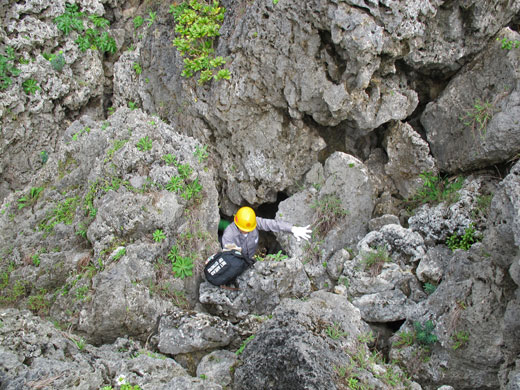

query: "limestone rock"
left=0, top=308, right=189, bottom=390
left=383, top=121, right=437, bottom=199
left=422, top=28, right=520, bottom=172
left=199, top=257, right=311, bottom=321
left=196, top=350, right=237, bottom=387
left=233, top=290, right=417, bottom=390
left=157, top=311, right=238, bottom=355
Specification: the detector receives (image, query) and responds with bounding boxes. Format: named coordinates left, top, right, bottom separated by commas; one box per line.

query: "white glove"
left=291, top=225, right=311, bottom=242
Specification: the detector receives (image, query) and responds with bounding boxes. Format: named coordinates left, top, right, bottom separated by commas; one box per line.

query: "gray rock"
left=416, top=246, right=452, bottom=284
left=484, top=160, right=520, bottom=269
left=0, top=308, right=189, bottom=390
left=233, top=290, right=414, bottom=390
left=157, top=311, right=237, bottom=355
left=196, top=350, right=237, bottom=387
left=368, top=214, right=400, bottom=232
left=199, top=257, right=311, bottom=321
left=383, top=121, right=437, bottom=199
left=422, top=28, right=520, bottom=172
left=158, top=376, right=222, bottom=390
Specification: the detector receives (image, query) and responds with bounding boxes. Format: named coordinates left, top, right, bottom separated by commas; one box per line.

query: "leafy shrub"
left=497, top=36, right=520, bottom=50
left=406, top=171, right=463, bottom=209
left=413, top=320, right=438, bottom=346
left=54, top=3, right=116, bottom=54
left=169, top=0, right=230, bottom=84
left=423, top=282, right=437, bottom=295
left=167, top=245, right=194, bottom=279
left=236, top=334, right=255, bottom=355
left=325, top=322, right=348, bottom=340
left=0, top=47, right=21, bottom=90
left=22, top=79, right=40, bottom=95
left=446, top=224, right=482, bottom=251
left=133, top=15, right=144, bottom=29
left=136, top=136, right=153, bottom=151
left=38, top=196, right=80, bottom=232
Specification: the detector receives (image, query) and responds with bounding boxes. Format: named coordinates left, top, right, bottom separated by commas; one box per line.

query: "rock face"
left=2, top=0, right=520, bottom=389
left=0, top=108, right=220, bottom=345
left=422, top=28, right=520, bottom=173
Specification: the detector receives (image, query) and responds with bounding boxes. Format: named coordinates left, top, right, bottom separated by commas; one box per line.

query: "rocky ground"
left=1, top=0, right=520, bottom=389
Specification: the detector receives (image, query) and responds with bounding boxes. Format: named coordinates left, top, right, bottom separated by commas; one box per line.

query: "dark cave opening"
left=368, top=319, right=406, bottom=358
left=218, top=192, right=289, bottom=257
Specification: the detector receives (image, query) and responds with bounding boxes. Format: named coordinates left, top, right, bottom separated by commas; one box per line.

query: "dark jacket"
left=221, top=217, right=293, bottom=259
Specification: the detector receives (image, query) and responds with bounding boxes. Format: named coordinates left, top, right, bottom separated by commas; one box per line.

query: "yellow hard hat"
left=234, top=206, right=257, bottom=232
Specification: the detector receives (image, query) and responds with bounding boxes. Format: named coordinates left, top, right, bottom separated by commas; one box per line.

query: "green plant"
left=407, top=171, right=464, bottom=208
left=0, top=47, right=21, bottom=90
left=54, top=3, right=116, bottom=54
left=133, top=15, right=144, bottom=29
left=413, top=320, right=438, bottom=346
left=497, top=36, right=520, bottom=50
left=451, top=330, right=469, bottom=350
left=28, top=289, right=50, bottom=315
left=54, top=3, right=84, bottom=35
left=325, top=322, right=348, bottom=340
left=145, top=10, right=157, bottom=27
left=40, top=150, right=49, bottom=164
left=460, top=99, right=495, bottom=138
left=194, top=145, right=208, bottom=163
left=169, top=0, right=230, bottom=84
left=423, top=282, right=437, bottom=295
left=133, top=62, right=142, bottom=75
left=18, top=186, right=44, bottom=209
left=128, top=101, right=138, bottom=110
left=167, top=245, right=194, bottom=279
left=236, top=334, right=255, bottom=355
left=392, top=330, right=414, bottom=348
left=153, top=229, right=166, bottom=242
left=51, top=52, right=66, bottom=71
left=38, top=196, right=79, bottom=233
left=22, top=78, right=40, bottom=95
left=112, top=248, right=126, bottom=261
left=360, top=246, right=391, bottom=276
left=31, top=253, right=41, bottom=266
left=166, top=176, right=184, bottom=193
left=73, top=337, right=86, bottom=350
left=311, top=194, right=349, bottom=237
left=446, top=224, right=482, bottom=251
left=264, top=250, right=288, bottom=262
left=273, top=0, right=279, bottom=4
left=136, top=136, right=153, bottom=151
left=180, top=178, right=202, bottom=201
left=162, top=154, right=178, bottom=165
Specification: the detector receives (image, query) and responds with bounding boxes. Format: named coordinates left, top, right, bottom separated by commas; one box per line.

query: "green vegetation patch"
left=169, top=0, right=230, bottom=84
left=406, top=171, right=464, bottom=209
left=0, top=47, right=21, bottom=91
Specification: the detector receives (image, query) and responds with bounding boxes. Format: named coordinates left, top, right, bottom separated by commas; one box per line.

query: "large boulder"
left=421, top=28, right=520, bottom=173
left=0, top=108, right=220, bottom=344
left=199, top=256, right=311, bottom=321
left=233, top=290, right=419, bottom=390
left=0, top=0, right=113, bottom=199
left=276, top=152, right=376, bottom=260
left=390, top=245, right=519, bottom=390
left=0, top=308, right=191, bottom=390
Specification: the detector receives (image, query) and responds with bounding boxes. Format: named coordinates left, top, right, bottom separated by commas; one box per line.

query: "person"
left=221, top=206, right=312, bottom=260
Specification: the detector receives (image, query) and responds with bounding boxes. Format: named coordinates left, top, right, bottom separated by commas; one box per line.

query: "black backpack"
left=204, top=250, right=254, bottom=286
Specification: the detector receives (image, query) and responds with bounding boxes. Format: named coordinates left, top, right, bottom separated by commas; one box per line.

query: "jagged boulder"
left=199, top=256, right=311, bottom=321
left=233, top=290, right=419, bottom=390
left=408, top=175, right=495, bottom=245
left=196, top=350, right=237, bottom=387
left=0, top=107, right=220, bottom=344
left=0, top=0, right=114, bottom=198
left=0, top=308, right=193, bottom=390
left=276, top=151, right=376, bottom=262
left=341, top=224, right=427, bottom=322
left=383, top=121, right=437, bottom=199
left=157, top=310, right=238, bottom=355
left=390, top=244, right=518, bottom=390
left=422, top=28, right=520, bottom=173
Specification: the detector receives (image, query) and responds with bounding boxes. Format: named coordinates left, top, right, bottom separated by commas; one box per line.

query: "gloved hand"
left=291, top=225, right=312, bottom=242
